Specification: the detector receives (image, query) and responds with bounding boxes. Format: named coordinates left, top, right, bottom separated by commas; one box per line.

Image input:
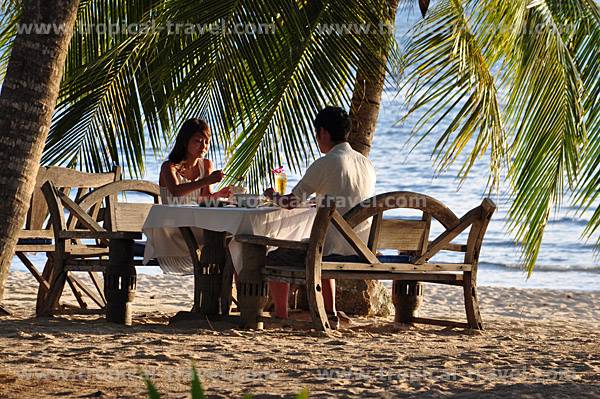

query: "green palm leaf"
left=400, top=0, right=599, bottom=273
left=45, top=0, right=397, bottom=191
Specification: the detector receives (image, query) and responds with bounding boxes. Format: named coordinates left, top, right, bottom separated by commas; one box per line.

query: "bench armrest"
left=235, top=234, right=308, bottom=251
left=58, top=230, right=142, bottom=240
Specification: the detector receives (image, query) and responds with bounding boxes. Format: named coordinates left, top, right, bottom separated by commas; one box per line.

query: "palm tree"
left=0, top=0, right=81, bottom=310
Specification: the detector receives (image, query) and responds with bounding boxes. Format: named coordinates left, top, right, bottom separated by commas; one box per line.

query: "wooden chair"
left=236, top=192, right=496, bottom=331
left=15, top=165, right=121, bottom=314
left=37, top=179, right=160, bottom=316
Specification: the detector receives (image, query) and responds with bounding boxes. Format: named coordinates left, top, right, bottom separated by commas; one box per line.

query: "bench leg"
left=305, top=272, right=330, bottom=332
left=463, top=272, right=483, bottom=330
left=392, top=281, right=424, bottom=323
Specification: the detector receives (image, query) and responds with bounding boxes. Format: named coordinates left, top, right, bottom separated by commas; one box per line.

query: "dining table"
left=142, top=203, right=317, bottom=328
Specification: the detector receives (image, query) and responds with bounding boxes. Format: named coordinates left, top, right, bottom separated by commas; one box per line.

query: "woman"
left=159, top=118, right=231, bottom=205
left=156, top=118, right=231, bottom=274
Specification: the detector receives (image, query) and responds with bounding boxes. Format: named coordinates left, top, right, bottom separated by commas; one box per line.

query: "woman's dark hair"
left=313, top=106, right=352, bottom=143
left=167, top=118, right=210, bottom=164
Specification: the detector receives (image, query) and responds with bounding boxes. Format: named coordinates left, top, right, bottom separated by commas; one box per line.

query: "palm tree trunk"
left=0, top=0, right=80, bottom=307
left=348, top=0, right=400, bottom=156
left=339, top=0, right=400, bottom=315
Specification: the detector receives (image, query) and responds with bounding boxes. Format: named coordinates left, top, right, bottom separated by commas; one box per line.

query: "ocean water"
left=9, top=11, right=599, bottom=292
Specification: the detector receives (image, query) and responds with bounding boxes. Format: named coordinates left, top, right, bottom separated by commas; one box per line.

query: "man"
left=264, top=106, right=376, bottom=324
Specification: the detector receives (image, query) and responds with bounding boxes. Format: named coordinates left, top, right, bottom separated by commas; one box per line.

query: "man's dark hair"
left=313, top=106, right=352, bottom=143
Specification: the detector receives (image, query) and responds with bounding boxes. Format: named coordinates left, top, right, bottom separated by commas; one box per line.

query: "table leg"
left=179, top=227, right=226, bottom=316
left=238, top=242, right=268, bottom=329
left=105, top=238, right=136, bottom=325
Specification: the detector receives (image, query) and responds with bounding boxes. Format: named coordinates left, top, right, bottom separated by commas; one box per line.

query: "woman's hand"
left=208, top=170, right=225, bottom=184
left=213, top=186, right=232, bottom=199
left=263, top=188, right=276, bottom=200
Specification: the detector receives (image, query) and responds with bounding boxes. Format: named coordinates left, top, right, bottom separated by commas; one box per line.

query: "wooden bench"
left=15, top=166, right=121, bottom=314
left=236, top=192, right=495, bottom=331
left=38, top=179, right=161, bottom=319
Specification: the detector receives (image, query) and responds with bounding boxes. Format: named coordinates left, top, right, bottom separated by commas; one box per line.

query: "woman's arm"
left=197, top=159, right=232, bottom=201
left=160, top=161, right=222, bottom=197
left=200, top=159, right=214, bottom=196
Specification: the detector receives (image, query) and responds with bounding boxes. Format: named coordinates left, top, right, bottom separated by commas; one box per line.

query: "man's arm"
left=263, top=188, right=300, bottom=209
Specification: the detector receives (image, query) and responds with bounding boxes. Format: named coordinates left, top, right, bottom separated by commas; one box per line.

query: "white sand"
left=1, top=271, right=599, bottom=398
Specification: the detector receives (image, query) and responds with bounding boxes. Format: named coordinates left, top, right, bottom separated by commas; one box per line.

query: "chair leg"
left=463, top=272, right=483, bottom=330
left=305, top=276, right=331, bottom=332
left=38, top=270, right=67, bottom=317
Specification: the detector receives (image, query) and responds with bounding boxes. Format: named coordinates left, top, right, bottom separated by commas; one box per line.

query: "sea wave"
left=478, top=261, right=600, bottom=273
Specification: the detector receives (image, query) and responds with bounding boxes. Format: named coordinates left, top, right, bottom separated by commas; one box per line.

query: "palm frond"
left=46, top=0, right=396, bottom=189
left=401, top=0, right=598, bottom=273
left=400, top=0, right=506, bottom=190
left=505, top=0, right=592, bottom=273
left=44, top=0, right=173, bottom=177
left=0, top=0, right=21, bottom=82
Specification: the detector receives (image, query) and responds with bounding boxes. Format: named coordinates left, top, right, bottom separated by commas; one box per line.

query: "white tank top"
left=160, top=160, right=206, bottom=205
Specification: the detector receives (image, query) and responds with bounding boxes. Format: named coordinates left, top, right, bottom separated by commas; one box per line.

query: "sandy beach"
left=1, top=270, right=599, bottom=398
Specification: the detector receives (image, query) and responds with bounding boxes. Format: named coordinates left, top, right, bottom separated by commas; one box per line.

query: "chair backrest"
left=76, top=180, right=161, bottom=233
left=26, top=166, right=121, bottom=231
left=112, top=203, right=156, bottom=232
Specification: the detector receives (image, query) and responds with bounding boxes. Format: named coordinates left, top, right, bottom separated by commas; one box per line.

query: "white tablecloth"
left=142, top=205, right=318, bottom=274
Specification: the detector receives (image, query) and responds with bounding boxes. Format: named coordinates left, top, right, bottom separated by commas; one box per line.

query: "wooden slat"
left=235, top=234, right=309, bottom=251
left=322, top=271, right=463, bottom=283
left=330, top=212, right=379, bottom=264
left=113, top=203, right=154, bottom=232
left=56, top=190, right=106, bottom=234
left=14, top=245, right=55, bottom=252
left=410, top=317, right=470, bottom=329
left=415, top=207, right=481, bottom=264
left=88, top=272, right=106, bottom=305
left=367, top=211, right=383, bottom=251
left=17, top=230, right=54, bottom=239
left=59, top=230, right=141, bottom=240
left=66, top=246, right=110, bottom=256
left=70, top=275, right=106, bottom=308
left=64, top=263, right=108, bottom=272
left=15, top=252, right=50, bottom=290
left=66, top=275, right=88, bottom=309
left=321, top=261, right=471, bottom=272
left=44, top=167, right=118, bottom=188
left=378, top=219, right=428, bottom=251
left=438, top=242, right=467, bottom=252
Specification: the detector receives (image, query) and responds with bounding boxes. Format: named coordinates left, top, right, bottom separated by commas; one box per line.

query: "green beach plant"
left=142, top=366, right=309, bottom=398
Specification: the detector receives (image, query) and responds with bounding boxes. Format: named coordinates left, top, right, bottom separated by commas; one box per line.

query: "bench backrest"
left=341, top=192, right=496, bottom=266
left=26, top=166, right=121, bottom=231
left=374, top=216, right=431, bottom=256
